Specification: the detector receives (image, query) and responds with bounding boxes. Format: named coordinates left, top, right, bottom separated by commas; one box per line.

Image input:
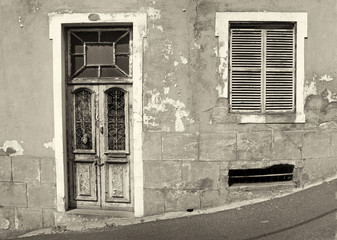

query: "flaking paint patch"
left=44, top=138, right=55, bottom=150
left=0, top=218, right=10, bottom=230
left=213, top=46, right=218, bottom=57
left=304, top=81, right=317, bottom=97
left=142, top=7, right=161, bottom=21
left=0, top=140, right=24, bottom=156
left=327, top=90, right=337, bottom=102
left=180, top=56, right=188, bottom=64
left=174, top=61, right=179, bottom=67
left=319, top=74, right=333, bottom=82
left=156, top=26, right=164, bottom=32
left=162, top=40, right=173, bottom=60
left=193, top=42, right=201, bottom=49
left=216, top=83, right=227, bottom=98
left=163, top=87, right=170, bottom=95
left=218, top=57, right=227, bottom=75
left=144, top=90, right=194, bottom=132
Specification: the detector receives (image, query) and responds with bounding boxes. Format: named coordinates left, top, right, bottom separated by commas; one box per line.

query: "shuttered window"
left=229, top=23, right=295, bottom=113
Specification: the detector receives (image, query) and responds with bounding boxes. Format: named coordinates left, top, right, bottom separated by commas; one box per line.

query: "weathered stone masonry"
left=0, top=155, right=56, bottom=231
left=142, top=129, right=337, bottom=215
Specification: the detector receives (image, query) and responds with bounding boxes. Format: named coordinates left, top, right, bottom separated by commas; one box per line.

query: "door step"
left=54, top=209, right=134, bottom=231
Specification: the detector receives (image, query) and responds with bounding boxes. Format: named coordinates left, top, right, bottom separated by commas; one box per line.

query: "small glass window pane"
left=116, top=56, right=129, bottom=74
left=71, top=56, right=84, bottom=75
left=71, top=35, right=83, bottom=53
left=77, top=67, right=98, bottom=78
left=86, top=44, right=114, bottom=65
left=75, top=32, right=98, bottom=42
left=116, top=35, right=130, bottom=53
left=101, top=31, right=126, bottom=42
left=101, top=67, right=124, bottom=78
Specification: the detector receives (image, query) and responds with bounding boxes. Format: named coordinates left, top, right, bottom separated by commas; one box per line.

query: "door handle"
left=94, top=158, right=104, bottom=167
left=97, top=162, right=104, bottom=167
left=100, top=124, right=103, bottom=134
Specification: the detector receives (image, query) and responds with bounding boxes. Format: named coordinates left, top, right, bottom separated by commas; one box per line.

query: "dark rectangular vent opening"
left=228, top=164, right=294, bottom=186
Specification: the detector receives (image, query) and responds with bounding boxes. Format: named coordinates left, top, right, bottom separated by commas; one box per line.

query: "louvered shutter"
left=230, top=29, right=262, bottom=112
left=229, top=26, right=295, bottom=113
left=265, top=29, right=295, bottom=112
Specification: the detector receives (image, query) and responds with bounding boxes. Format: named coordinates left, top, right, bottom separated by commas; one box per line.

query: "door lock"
left=97, top=162, right=104, bottom=167
left=94, top=158, right=104, bottom=167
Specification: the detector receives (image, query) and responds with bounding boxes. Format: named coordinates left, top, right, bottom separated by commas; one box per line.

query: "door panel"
left=67, top=84, right=132, bottom=209
left=104, top=161, right=130, bottom=202
left=67, top=85, right=100, bottom=208
left=73, top=160, right=97, bottom=201
left=99, top=85, right=132, bottom=207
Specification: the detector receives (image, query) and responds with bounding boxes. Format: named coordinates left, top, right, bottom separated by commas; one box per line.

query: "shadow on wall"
left=305, top=89, right=337, bottom=125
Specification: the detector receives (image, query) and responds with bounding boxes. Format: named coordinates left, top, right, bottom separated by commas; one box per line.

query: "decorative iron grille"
left=74, top=89, right=93, bottom=150
left=107, top=89, right=126, bottom=151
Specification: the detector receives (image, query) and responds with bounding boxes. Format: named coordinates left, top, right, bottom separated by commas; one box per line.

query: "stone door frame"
left=49, top=12, right=147, bottom=217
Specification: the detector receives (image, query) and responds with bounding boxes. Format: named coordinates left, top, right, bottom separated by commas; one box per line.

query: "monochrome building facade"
left=0, top=0, right=336, bottom=233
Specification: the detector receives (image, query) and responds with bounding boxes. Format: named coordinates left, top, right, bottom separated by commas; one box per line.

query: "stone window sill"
left=236, top=113, right=305, bottom=124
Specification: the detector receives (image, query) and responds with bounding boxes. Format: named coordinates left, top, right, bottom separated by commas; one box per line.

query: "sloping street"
left=14, top=179, right=337, bottom=240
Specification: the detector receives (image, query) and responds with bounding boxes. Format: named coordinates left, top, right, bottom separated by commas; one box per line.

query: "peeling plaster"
left=163, top=87, right=170, bottom=95
left=173, top=56, right=188, bottom=67
left=327, top=90, right=337, bottom=102
left=0, top=219, right=10, bottom=230
left=304, top=81, right=317, bottom=97
left=319, top=74, right=333, bottom=82
left=43, top=138, right=55, bottom=150
left=213, top=46, right=218, bottom=57
left=180, top=56, right=188, bottom=64
left=193, top=42, right=201, bottom=49
left=216, top=83, right=227, bottom=98
left=156, top=25, right=164, bottom=32
left=162, top=40, right=173, bottom=60
left=144, top=90, right=194, bottom=132
left=0, top=140, right=24, bottom=156
left=144, top=115, right=159, bottom=127
left=142, top=7, right=161, bottom=21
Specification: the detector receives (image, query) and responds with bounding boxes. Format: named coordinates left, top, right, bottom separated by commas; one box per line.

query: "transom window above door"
left=68, top=27, right=132, bottom=80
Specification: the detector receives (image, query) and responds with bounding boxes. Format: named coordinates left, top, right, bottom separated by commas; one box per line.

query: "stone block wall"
left=0, top=155, right=56, bottom=234
left=143, top=129, right=337, bottom=215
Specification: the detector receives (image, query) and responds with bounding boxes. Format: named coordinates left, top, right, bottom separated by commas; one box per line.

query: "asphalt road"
left=16, top=180, right=337, bottom=240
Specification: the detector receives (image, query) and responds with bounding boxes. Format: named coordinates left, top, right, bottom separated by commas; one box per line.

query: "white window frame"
left=215, top=12, right=307, bottom=123
left=49, top=13, right=147, bottom=217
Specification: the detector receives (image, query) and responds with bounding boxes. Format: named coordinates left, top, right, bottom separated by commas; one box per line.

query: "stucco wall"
left=0, top=0, right=337, bottom=232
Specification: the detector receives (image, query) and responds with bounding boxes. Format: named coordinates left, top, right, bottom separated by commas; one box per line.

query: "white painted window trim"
left=215, top=12, right=307, bottom=123
left=49, top=12, right=147, bottom=217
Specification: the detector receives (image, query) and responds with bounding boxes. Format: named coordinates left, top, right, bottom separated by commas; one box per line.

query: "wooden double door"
left=67, top=84, right=132, bottom=209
